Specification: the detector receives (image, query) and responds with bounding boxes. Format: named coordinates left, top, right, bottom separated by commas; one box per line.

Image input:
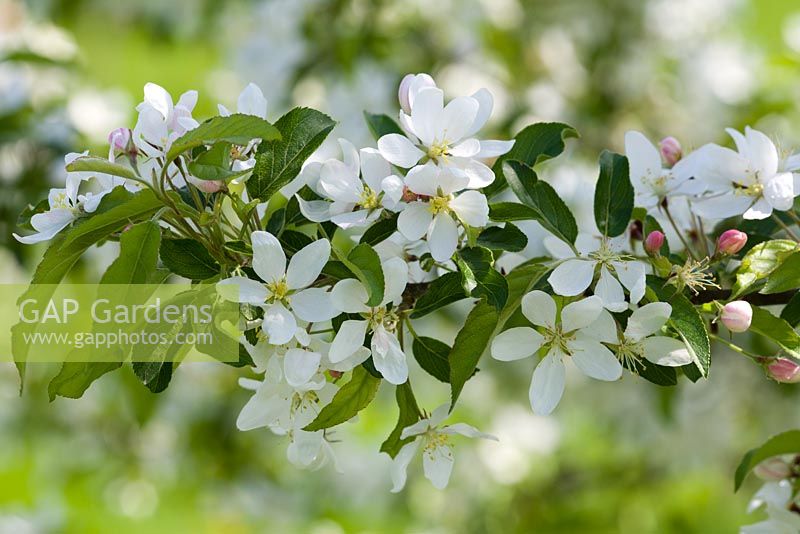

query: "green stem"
left=662, top=204, right=696, bottom=260
left=709, top=333, right=762, bottom=361
left=772, top=213, right=800, bottom=242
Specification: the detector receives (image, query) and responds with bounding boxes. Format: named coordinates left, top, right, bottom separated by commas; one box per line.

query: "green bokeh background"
left=2, top=0, right=800, bottom=531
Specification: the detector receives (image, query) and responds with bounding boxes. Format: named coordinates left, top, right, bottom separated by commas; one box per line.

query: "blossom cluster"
left=12, top=71, right=800, bottom=503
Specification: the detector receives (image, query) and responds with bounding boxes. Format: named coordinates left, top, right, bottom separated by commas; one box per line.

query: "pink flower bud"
left=754, top=457, right=793, bottom=480
left=108, top=127, right=132, bottom=152
left=398, top=73, right=436, bottom=114
left=767, top=358, right=800, bottom=384
left=644, top=230, right=665, bottom=255
left=659, top=136, right=682, bottom=166
left=717, top=229, right=747, bottom=255
left=188, top=176, right=225, bottom=194
left=721, top=301, right=752, bottom=333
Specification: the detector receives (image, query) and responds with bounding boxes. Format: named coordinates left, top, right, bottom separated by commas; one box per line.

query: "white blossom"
left=390, top=404, right=497, bottom=492
left=491, top=291, right=622, bottom=415
left=217, top=231, right=337, bottom=345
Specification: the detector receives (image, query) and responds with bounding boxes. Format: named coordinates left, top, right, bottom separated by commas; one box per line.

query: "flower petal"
left=251, top=231, right=286, bottom=283
left=613, top=260, right=646, bottom=306
left=390, top=440, right=421, bottom=493
left=262, top=302, right=297, bottom=345
left=625, top=131, right=663, bottom=189
left=291, top=287, right=339, bottom=322
left=764, top=172, right=795, bottom=211
left=382, top=257, right=409, bottom=305
left=642, top=336, right=692, bottom=367
left=570, top=338, right=622, bottom=381
left=377, top=134, right=425, bottom=168
left=450, top=190, right=489, bottom=227
left=283, top=348, right=322, bottom=388
left=371, top=327, right=408, bottom=385
left=359, top=147, right=391, bottom=191
left=319, top=159, right=361, bottom=203
left=744, top=126, right=779, bottom=178
left=465, top=88, right=493, bottom=137
left=296, top=197, right=332, bottom=223
left=625, top=302, right=671, bottom=342
left=397, top=202, right=433, bottom=241
left=548, top=259, right=595, bottom=297
left=287, top=239, right=330, bottom=290
left=331, top=278, right=369, bottom=313
left=529, top=351, right=566, bottom=415
left=236, top=388, right=289, bottom=431
left=217, top=276, right=268, bottom=305
left=476, top=139, right=515, bottom=159
left=427, top=213, right=459, bottom=262
left=491, top=327, right=543, bottom=361
left=583, top=309, right=619, bottom=344
left=594, top=266, right=626, bottom=312
left=237, top=83, right=267, bottom=118
left=561, top=296, right=603, bottom=332
left=423, top=443, right=456, bottom=490
left=449, top=138, right=481, bottom=158
left=439, top=96, right=479, bottom=144
left=404, top=163, right=440, bottom=197
left=410, top=87, right=444, bottom=146
left=441, top=423, right=498, bottom=441
left=521, top=290, right=557, bottom=329
left=328, top=320, right=368, bottom=363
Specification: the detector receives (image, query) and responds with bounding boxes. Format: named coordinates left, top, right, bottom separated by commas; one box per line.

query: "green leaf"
left=761, top=251, right=800, bottom=294
left=12, top=187, right=162, bottom=390
left=363, top=111, right=403, bottom=140
left=456, top=247, right=508, bottom=310
left=500, top=260, right=549, bottom=328
left=449, top=301, right=500, bottom=407
left=594, top=150, right=634, bottom=238
left=476, top=223, right=528, bottom=252
left=48, top=362, right=122, bottom=401
left=380, top=382, right=423, bottom=458
left=624, top=358, right=677, bottom=387
left=160, top=238, right=220, bottom=280
left=781, top=292, right=800, bottom=327
left=359, top=213, right=398, bottom=246
left=649, top=281, right=710, bottom=379
left=412, top=336, right=452, bottom=383
left=410, top=272, right=468, bottom=318
left=304, top=367, right=381, bottom=431
left=732, top=240, right=797, bottom=297
left=66, top=156, right=141, bottom=182
left=187, top=142, right=246, bottom=182
left=279, top=230, right=314, bottom=254
left=167, top=113, right=280, bottom=162
left=486, top=122, right=579, bottom=197
left=488, top=202, right=539, bottom=222
left=102, top=222, right=162, bottom=284
left=247, top=107, right=335, bottom=201
left=750, top=306, right=800, bottom=359
left=341, top=243, right=385, bottom=307
left=500, top=161, right=578, bottom=245
left=735, top=430, right=800, bottom=491
left=133, top=363, right=174, bottom=393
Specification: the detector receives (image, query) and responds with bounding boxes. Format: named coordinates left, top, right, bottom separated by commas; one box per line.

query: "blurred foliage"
left=3, top=0, right=800, bottom=531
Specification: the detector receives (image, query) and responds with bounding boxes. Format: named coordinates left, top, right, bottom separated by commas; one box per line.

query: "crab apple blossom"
left=721, top=301, right=753, bottom=333
left=217, top=232, right=337, bottom=345
left=328, top=257, right=409, bottom=384
left=625, top=130, right=706, bottom=210
left=297, top=138, right=404, bottom=228
left=391, top=404, right=497, bottom=492
left=659, top=136, right=683, bottom=167
left=644, top=230, right=665, bottom=255
left=767, top=358, right=800, bottom=383
left=397, top=73, right=436, bottom=115
left=491, top=292, right=622, bottom=415
left=397, top=163, right=489, bottom=262
left=377, top=75, right=514, bottom=188
left=132, top=82, right=198, bottom=157
left=544, top=234, right=646, bottom=312
left=717, top=229, right=748, bottom=255
left=691, top=127, right=799, bottom=220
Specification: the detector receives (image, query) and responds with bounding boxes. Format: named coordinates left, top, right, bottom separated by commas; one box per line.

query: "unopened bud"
left=328, top=370, right=344, bottom=379
left=717, top=229, right=747, bottom=255
left=398, top=73, right=436, bottom=114
left=754, top=457, right=793, bottom=480
left=108, top=127, right=134, bottom=155
left=720, top=301, right=752, bottom=333
left=188, top=177, right=225, bottom=194
left=767, top=357, right=800, bottom=384
left=644, top=230, right=665, bottom=255
left=659, top=136, right=682, bottom=167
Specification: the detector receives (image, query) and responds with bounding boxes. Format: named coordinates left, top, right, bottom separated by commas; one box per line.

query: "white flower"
left=217, top=231, right=337, bottom=345
left=692, top=127, right=799, bottom=220
left=218, top=82, right=267, bottom=119
left=624, top=130, right=706, bottom=210
left=397, top=73, right=436, bottom=115
left=397, top=163, right=489, bottom=262
left=297, top=138, right=404, bottom=228
left=545, top=235, right=646, bottom=312
left=491, top=291, right=622, bottom=415
left=741, top=480, right=800, bottom=534
left=377, top=75, right=514, bottom=188
left=132, top=82, right=198, bottom=158
left=14, top=152, right=118, bottom=244
left=390, top=404, right=497, bottom=492
left=590, top=303, right=693, bottom=368
left=328, top=257, right=409, bottom=384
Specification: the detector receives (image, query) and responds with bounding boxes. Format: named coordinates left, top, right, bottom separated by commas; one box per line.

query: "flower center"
left=51, top=191, right=72, bottom=210
left=428, top=195, right=452, bottom=215
left=588, top=239, right=628, bottom=266
left=668, top=257, right=720, bottom=295
left=544, top=325, right=575, bottom=355
left=427, top=140, right=450, bottom=161
left=423, top=430, right=450, bottom=453
left=266, top=277, right=290, bottom=304
left=368, top=306, right=399, bottom=332
left=291, top=390, right=319, bottom=413
left=359, top=186, right=381, bottom=210
left=615, top=338, right=645, bottom=370
left=735, top=181, right=764, bottom=198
